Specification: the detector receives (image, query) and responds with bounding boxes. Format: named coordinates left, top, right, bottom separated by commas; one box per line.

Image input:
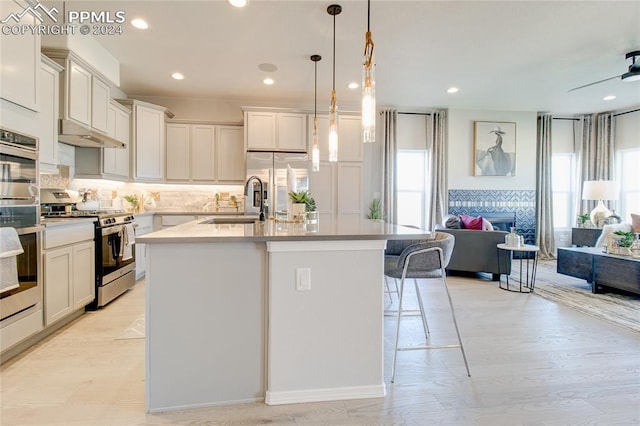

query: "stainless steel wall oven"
left=0, top=128, right=42, bottom=322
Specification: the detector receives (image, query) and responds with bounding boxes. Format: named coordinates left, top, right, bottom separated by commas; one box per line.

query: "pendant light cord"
left=367, top=0, right=370, bottom=32
left=332, top=13, right=336, bottom=91
left=314, top=61, right=317, bottom=118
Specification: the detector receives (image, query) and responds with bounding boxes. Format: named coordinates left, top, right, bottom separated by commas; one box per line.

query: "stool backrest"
left=397, top=232, right=455, bottom=275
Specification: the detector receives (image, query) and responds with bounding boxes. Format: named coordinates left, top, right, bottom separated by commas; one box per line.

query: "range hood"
left=58, top=119, right=125, bottom=149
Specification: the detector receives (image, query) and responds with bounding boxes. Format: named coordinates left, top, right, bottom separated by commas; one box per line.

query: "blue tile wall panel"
left=448, top=189, right=536, bottom=245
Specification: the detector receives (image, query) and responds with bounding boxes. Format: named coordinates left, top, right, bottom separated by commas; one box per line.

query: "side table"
left=497, top=243, right=540, bottom=293
left=571, top=227, right=602, bottom=247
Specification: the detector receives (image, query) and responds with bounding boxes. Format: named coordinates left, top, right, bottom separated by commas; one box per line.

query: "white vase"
left=289, top=203, right=306, bottom=221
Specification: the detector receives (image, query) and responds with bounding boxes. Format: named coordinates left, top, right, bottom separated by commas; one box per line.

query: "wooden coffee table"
left=557, top=247, right=640, bottom=295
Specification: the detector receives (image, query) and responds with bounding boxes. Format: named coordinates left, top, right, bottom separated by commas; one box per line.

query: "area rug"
left=523, top=260, right=640, bottom=333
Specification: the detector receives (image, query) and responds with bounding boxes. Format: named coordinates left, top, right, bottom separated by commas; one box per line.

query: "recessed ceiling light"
left=228, top=0, right=247, bottom=7
left=263, top=78, right=274, bottom=85
left=603, top=95, right=616, bottom=101
left=348, top=82, right=359, bottom=89
left=447, top=87, right=459, bottom=94
left=131, top=18, right=148, bottom=30
left=171, top=73, right=184, bottom=80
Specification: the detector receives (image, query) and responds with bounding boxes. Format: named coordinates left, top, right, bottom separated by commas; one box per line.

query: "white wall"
left=447, top=109, right=538, bottom=190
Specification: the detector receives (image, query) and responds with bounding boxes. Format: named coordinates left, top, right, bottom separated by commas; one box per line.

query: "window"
left=396, top=150, right=427, bottom=228
left=551, top=153, right=575, bottom=228
left=617, top=148, right=640, bottom=221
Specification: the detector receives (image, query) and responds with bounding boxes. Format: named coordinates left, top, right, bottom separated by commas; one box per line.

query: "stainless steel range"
left=41, top=190, right=137, bottom=308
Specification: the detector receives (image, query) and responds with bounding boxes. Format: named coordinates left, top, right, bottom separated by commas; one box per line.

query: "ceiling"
left=51, top=1, right=640, bottom=114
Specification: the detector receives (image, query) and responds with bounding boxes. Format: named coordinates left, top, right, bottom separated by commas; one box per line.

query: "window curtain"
left=381, top=109, right=398, bottom=224
left=536, top=114, right=555, bottom=259
left=426, top=110, right=447, bottom=230
left=575, top=113, right=616, bottom=217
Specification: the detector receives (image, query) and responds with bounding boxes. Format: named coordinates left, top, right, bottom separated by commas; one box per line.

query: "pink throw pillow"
left=632, top=213, right=640, bottom=233
left=460, top=214, right=483, bottom=230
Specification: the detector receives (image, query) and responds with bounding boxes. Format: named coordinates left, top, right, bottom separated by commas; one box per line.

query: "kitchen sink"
left=199, top=217, right=259, bottom=225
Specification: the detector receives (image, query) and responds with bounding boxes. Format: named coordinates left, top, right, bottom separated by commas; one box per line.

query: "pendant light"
left=310, top=54, right=322, bottom=172
left=327, top=4, right=342, bottom=162
left=361, top=0, right=375, bottom=143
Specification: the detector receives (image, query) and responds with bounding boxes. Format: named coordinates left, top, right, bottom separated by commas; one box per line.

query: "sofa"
left=435, top=214, right=511, bottom=280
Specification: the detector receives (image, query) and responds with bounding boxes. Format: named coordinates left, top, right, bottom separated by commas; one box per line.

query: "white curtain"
left=381, top=109, right=398, bottom=224
left=536, top=114, right=555, bottom=259
left=426, top=110, right=447, bottom=230
left=575, top=113, right=616, bottom=216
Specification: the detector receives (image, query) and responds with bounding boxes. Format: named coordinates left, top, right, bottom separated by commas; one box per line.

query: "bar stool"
left=384, top=232, right=471, bottom=382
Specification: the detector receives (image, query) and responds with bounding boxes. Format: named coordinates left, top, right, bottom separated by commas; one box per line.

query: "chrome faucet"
left=244, top=176, right=266, bottom=221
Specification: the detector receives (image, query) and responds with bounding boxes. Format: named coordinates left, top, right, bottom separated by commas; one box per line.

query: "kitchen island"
left=138, top=216, right=432, bottom=413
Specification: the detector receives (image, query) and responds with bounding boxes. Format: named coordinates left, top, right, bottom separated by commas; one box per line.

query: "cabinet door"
left=216, top=126, right=245, bottom=182
left=309, top=161, right=336, bottom=216
left=91, top=77, right=110, bottom=133
left=191, top=125, right=216, bottom=181
left=337, top=162, right=363, bottom=216
left=0, top=0, right=39, bottom=111
left=103, top=106, right=118, bottom=174
left=114, top=108, right=131, bottom=177
left=67, top=60, right=92, bottom=126
left=38, top=61, right=59, bottom=167
left=135, top=105, right=165, bottom=180
left=246, top=111, right=276, bottom=150
left=44, top=247, right=73, bottom=326
left=72, top=241, right=95, bottom=309
left=277, top=113, right=307, bottom=151
left=166, top=123, right=191, bottom=180
left=338, top=115, right=363, bottom=162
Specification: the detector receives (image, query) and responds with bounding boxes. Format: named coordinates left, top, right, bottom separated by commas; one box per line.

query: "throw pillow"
left=444, top=215, right=461, bottom=229
left=482, top=218, right=494, bottom=231
left=631, top=213, right=640, bottom=233
left=460, top=214, right=483, bottom=230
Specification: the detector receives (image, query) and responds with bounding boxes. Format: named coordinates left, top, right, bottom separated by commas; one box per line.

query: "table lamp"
left=581, top=180, right=618, bottom=227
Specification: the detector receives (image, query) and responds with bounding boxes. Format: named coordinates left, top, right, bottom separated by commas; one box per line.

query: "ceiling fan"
left=569, top=50, right=640, bottom=92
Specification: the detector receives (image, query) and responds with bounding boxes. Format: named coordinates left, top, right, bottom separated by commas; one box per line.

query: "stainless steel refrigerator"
left=245, top=152, right=309, bottom=218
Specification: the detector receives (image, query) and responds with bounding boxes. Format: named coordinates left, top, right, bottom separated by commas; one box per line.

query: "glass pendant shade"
left=312, top=117, right=320, bottom=172
left=329, top=90, right=339, bottom=162
left=362, top=58, right=375, bottom=143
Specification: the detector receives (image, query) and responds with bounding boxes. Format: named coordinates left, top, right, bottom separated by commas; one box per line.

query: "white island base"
left=141, top=218, right=429, bottom=412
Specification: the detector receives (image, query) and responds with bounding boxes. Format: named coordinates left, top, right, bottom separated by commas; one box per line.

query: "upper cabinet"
left=42, top=50, right=111, bottom=135
left=166, top=122, right=244, bottom=184
left=245, top=110, right=307, bottom=152
left=307, top=114, right=362, bottom=162
left=38, top=56, right=63, bottom=170
left=117, top=99, right=173, bottom=182
left=0, top=0, right=40, bottom=112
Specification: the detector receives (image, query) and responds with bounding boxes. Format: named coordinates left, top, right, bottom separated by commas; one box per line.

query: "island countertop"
left=137, top=216, right=431, bottom=244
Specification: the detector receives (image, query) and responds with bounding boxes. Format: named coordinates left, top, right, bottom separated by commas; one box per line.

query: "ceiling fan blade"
left=568, top=75, right=621, bottom=92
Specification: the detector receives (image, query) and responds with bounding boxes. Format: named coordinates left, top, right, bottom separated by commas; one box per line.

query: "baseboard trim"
left=265, top=384, right=386, bottom=406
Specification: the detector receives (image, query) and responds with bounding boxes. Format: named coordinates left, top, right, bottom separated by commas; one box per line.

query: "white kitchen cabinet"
left=0, top=0, right=40, bottom=112
left=38, top=56, right=63, bottom=170
left=67, top=59, right=92, bottom=127
left=102, top=101, right=130, bottom=178
left=118, top=99, right=172, bottom=182
left=166, top=123, right=244, bottom=183
left=308, top=114, right=362, bottom=162
left=43, top=222, right=95, bottom=326
left=91, top=77, right=110, bottom=134
left=309, top=162, right=364, bottom=219
left=216, top=126, right=245, bottom=182
left=134, top=214, right=154, bottom=280
left=75, top=101, right=130, bottom=180
left=245, top=110, right=307, bottom=152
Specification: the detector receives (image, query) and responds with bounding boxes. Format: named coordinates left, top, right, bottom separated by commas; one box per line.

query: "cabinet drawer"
left=44, top=223, right=95, bottom=249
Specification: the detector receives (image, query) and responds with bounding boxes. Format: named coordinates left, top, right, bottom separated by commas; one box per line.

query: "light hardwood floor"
left=1, top=271, right=639, bottom=425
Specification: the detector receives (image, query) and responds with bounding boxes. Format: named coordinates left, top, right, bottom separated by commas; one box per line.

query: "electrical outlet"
left=295, top=268, right=311, bottom=291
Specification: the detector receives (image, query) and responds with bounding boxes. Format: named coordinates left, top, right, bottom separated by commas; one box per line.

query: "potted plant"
left=367, top=198, right=384, bottom=220
left=612, top=231, right=634, bottom=255
left=576, top=213, right=589, bottom=228
left=288, top=190, right=316, bottom=221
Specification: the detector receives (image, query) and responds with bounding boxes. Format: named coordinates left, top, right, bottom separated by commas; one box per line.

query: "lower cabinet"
left=43, top=223, right=95, bottom=326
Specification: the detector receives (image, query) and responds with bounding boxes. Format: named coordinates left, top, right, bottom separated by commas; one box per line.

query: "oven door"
left=100, top=224, right=135, bottom=284
left=0, top=225, right=43, bottom=321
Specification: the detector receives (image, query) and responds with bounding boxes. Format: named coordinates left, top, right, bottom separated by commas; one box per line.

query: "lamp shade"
left=581, top=180, right=618, bottom=201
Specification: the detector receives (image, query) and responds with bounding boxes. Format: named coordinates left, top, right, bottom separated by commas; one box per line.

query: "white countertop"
left=137, top=216, right=432, bottom=244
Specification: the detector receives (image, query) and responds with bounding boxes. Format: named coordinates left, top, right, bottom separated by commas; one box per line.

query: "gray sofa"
left=435, top=224, right=511, bottom=280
